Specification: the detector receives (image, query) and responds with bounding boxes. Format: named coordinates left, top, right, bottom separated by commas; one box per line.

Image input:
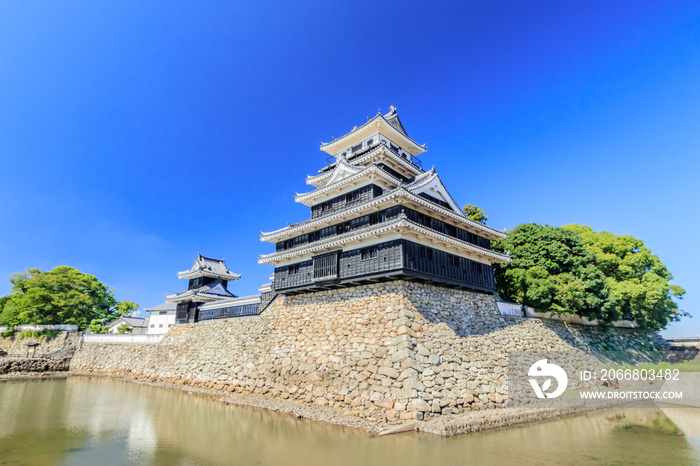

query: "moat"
left=1, top=377, right=699, bottom=465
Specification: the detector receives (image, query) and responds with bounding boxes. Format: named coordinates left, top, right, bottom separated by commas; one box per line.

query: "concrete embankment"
left=70, top=281, right=665, bottom=434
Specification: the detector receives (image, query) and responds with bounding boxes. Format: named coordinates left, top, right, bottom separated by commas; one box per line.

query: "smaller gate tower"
left=166, top=254, right=241, bottom=323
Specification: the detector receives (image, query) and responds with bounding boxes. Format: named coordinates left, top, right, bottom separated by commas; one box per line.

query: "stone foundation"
left=69, top=281, right=663, bottom=421
left=0, top=331, right=80, bottom=357
left=0, top=357, right=72, bottom=375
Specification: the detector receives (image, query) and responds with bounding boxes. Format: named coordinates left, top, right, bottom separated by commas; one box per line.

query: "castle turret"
left=259, top=108, right=510, bottom=294
left=166, top=254, right=241, bottom=323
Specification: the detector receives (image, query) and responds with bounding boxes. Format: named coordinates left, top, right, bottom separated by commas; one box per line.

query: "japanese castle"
left=166, top=254, right=264, bottom=324
left=259, top=107, right=511, bottom=294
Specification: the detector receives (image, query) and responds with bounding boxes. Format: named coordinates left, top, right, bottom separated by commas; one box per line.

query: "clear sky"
left=0, top=1, right=698, bottom=336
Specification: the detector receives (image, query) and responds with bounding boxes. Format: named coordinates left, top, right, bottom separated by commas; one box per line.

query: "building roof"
left=306, top=142, right=423, bottom=187
left=146, top=302, right=178, bottom=313
left=107, top=316, right=148, bottom=328
left=383, top=106, right=408, bottom=136
left=320, top=108, right=426, bottom=157
left=263, top=181, right=508, bottom=242
left=165, top=279, right=237, bottom=303
left=294, top=163, right=404, bottom=206
left=199, top=294, right=262, bottom=311
left=259, top=212, right=510, bottom=266
left=177, top=254, right=242, bottom=281
left=404, top=168, right=463, bottom=214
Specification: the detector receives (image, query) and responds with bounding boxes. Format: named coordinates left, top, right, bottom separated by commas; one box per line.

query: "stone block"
left=391, top=348, right=414, bottom=363
left=378, top=366, right=399, bottom=379
left=393, top=317, right=411, bottom=328
left=374, top=398, right=394, bottom=410
left=409, top=399, right=430, bottom=412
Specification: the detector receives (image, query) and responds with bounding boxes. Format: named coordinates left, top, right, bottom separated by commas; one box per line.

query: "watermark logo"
left=528, top=359, right=568, bottom=399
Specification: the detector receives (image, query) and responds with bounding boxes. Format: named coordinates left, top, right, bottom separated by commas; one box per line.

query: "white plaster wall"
left=147, top=312, right=176, bottom=334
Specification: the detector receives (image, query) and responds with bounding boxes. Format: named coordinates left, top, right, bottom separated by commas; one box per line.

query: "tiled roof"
left=199, top=294, right=261, bottom=310
left=177, top=254, right=241, bottom=280
left=384, top=107, right=408, bottom=137
left=107, top=316, right=148, bottom=328
left=320, top=109, right=426, bottom=156
left=261, top=187, right=508, bottom=241
left=146, top=302, right=177, bottom=312
left=259, top=213, right=510, bottom=265
left=165, top=279, right=236, bottom=303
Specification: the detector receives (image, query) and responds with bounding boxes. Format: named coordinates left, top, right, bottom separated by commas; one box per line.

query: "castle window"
left=419, top=246, right=433, bottom=260
left=288, top=264, right=300, bottom=275
left=351, top=143, right=362, bottom=153
left=336, top=222, right=350, bottom=235
left=361, top=246, right=378, bottom=260
left=366, top=137, right=374, bottom=146
left=345, top=190, right=360, bottom=203
left=313, top=252, right=339, bottom=280
left=417, top=213, right=431, bottom=228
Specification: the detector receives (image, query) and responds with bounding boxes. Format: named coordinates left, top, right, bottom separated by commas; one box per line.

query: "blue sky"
left=0, top=1, right=698, bottom=336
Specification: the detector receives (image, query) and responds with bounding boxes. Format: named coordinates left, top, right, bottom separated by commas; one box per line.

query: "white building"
left=145, top=302, right=177, bottom=334
left=106, top=316, right=149, bottom=335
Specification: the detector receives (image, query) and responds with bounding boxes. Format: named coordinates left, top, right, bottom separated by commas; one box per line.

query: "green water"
left=1, top=378, right=699, bottom=465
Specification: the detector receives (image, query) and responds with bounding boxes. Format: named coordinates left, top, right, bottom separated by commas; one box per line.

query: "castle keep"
left=70, top=109, right=665, bottom=429
left=259, top=107, right=511, bottom=294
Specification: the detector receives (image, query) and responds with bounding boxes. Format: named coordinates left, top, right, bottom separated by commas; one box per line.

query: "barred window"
left=361, top=246, right=378, bottom=260
left=313, top=252, right=339, bottom=280
left=336, top=222, right=350, bottom=235
left=345, top=190, right=360, bottom=203
left=288, top=264, right=300, bottom=275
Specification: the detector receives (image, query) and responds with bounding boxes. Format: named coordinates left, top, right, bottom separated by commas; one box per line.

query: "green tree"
left=463, top=204, right=488, bottom=224
left=493, top=223, right=612, bottom=321
left=116, top=324, right=133, bottom=334
left=562, top=224, right=686, bottom=330
left=0, top=266, right=138, bottom=330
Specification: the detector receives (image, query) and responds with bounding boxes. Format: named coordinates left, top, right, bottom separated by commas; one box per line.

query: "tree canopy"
left=0, top=266, right=138, bottom=330
left=463, top=205, right=488, bottom=224
left=492, top=223, right=611, bottom=321
left=562, top=224, right=686, bottom=330
left=493, top=223, right=686, bottom=330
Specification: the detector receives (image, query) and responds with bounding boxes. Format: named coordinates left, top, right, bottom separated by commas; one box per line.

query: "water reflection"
left=0, top=378, right=699, bottom=465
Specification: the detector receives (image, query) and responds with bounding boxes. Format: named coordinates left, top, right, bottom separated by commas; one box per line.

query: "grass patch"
left=620, top=360, right=700, bottom=373
left=16, top=329, right=61, bottom=342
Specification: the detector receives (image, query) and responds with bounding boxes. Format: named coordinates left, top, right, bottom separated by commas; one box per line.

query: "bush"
left=16, top=329, right=60, bottom=342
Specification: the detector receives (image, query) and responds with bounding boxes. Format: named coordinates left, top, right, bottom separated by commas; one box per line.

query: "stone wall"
left=70, top=281, right=663, bottom=421
left=0, top=357, right=72, bottom=374
left=0, top=331, right=80, bottom=357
